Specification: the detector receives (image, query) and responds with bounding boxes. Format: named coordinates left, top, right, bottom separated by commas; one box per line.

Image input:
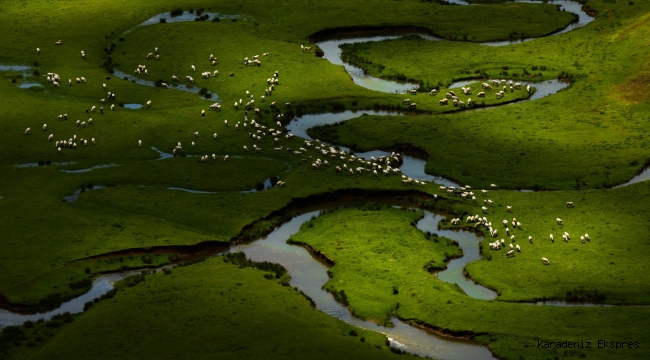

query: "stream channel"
left=0, top=3, right=641, bottom=358
left=0, top=206, right=498, bottom=359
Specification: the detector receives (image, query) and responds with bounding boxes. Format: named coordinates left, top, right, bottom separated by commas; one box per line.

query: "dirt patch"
left=615, top=71, right=650, bottom=104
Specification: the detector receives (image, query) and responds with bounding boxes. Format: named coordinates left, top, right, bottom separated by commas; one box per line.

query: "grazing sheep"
left=556, top=218, right=563, bottom=225
left=566, top=201, right=575, bottom=208
left=506, top=249, right=514, bottom=257
left=549, top=234, right=554, bottom=242
left=146, top=100, right=152, bottom=107
left=92, top=138, right=96, bottom=145
left=506, top=205, right=512, bottom=212
left=25, top=127, right=31, bottom=135
left=224, top=155, right=229, bottom=161
left=138, top=140, right=142, bottom=147
left=542, top=257, right=550, bottom=265
left=213, top=133, right=218, bottom=139
left=36, top=47, right=41, bottom=54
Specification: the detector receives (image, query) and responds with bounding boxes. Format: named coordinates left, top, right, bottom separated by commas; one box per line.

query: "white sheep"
left=138, top=140, right=142, bottom=147
left=542, top=257, right=549, bottom=265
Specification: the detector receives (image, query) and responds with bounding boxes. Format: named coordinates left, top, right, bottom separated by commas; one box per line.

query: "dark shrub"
left=159, top=18, right=167, bottom=23
left=141, top=255, right=153, bottom=264
left=170, top=8, right=183, bottom=17
left=62, top=312, right=73, bottom=323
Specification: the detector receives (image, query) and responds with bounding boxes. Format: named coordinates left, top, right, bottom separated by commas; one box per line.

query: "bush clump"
left=224, top=252, right=287, bottom=279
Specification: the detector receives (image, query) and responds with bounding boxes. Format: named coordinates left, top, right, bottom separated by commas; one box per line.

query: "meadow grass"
left=308, top=0, right=650, bottom=189
left=1, top=258, right=399, bottom=360
left=0, top=0, right=648, bottom=359
left=289, top=204, right=650, bottom=360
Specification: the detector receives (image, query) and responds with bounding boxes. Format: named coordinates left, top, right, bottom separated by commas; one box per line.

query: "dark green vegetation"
left=0, top=0, right=649, bottom=359
left=2, top=259, right=398, bottom=360
left=289, top=205, right=650, bottom=360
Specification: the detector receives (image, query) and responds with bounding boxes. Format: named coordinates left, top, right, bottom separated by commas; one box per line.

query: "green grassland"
left=0, top=0, right=649, bottom=359
left=309, top=1, right=650, bottom=190
left=289, top=204, right=650, bottom=360
left=1, top=258, right=399, bottom=360
left=289, top=206, right=464, bottom=325
left=436, top=181, right=650, bottom=304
